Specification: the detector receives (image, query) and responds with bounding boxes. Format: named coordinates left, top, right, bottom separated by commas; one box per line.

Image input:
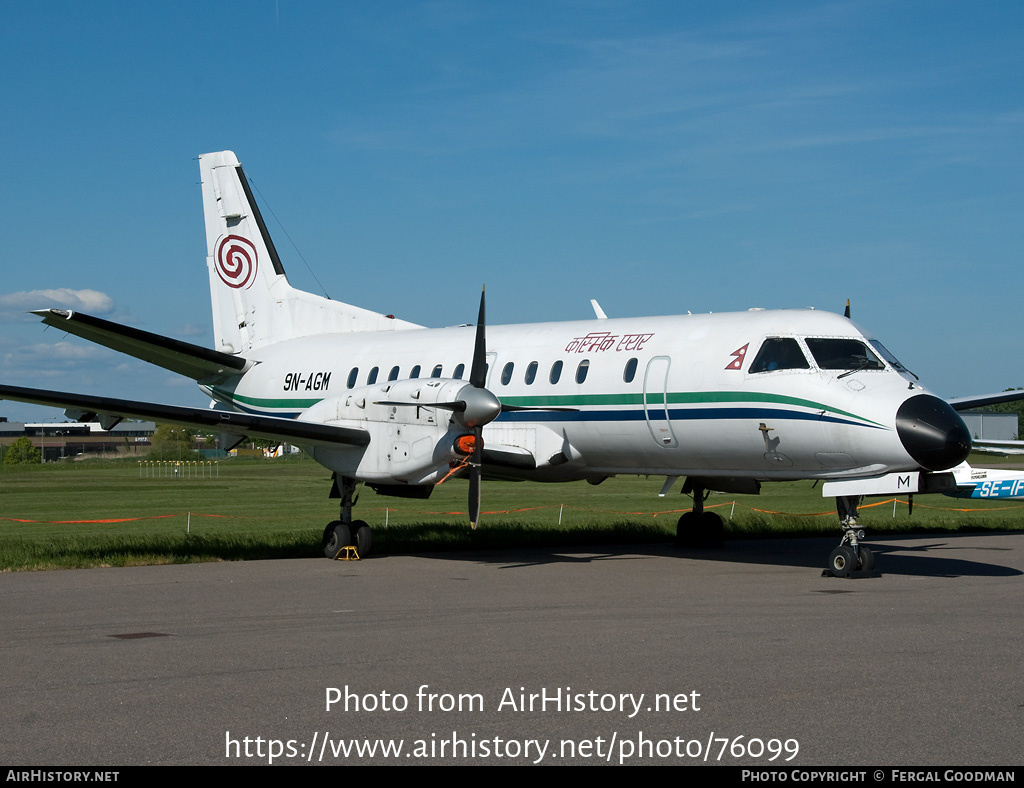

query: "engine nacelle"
left=297, top=378, right=475, bottom=484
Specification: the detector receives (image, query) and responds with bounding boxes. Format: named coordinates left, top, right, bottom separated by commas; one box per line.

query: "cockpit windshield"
left=804, top=338, right=885, bottom=371
left=749, top=338, right=811, bottom=373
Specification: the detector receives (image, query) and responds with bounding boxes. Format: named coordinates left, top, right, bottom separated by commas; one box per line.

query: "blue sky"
left=1, top=1, right=1021, bottom=422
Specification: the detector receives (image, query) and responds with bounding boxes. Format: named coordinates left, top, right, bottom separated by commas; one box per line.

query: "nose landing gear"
left=675, top=481, right=725, bottom=548
left=825, top=496, right=878, bottom=577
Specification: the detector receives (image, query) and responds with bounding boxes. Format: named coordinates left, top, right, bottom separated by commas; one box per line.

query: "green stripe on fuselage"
left=210, top=388, right=322, bottom=410
left=212, top=386, right=883, bottom=428
left=499, top=390, right=884, bottom=427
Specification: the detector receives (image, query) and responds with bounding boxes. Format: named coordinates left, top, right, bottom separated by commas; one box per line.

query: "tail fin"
left=199, top=151, right=421, bottom=354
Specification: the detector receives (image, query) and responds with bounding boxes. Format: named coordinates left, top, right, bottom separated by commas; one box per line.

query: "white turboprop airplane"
left=2, top=150, right=1016, bottom=575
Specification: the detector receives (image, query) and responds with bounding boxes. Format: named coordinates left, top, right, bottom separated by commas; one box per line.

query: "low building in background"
left=0, top=420, right=156, bottom=462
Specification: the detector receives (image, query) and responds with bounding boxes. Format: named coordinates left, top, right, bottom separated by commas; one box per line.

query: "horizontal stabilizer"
left=0, top=385, right=369, bottom=449
left=33, top=309, right=248, bottom=383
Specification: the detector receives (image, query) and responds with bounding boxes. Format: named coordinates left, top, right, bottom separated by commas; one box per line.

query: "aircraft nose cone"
left=896, top=394, right=971, bottom=471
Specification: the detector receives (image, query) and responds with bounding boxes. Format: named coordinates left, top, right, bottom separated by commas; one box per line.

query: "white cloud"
left=0, top=289, right=115, bottom=322
left=2, top=341, right=113, bottom=376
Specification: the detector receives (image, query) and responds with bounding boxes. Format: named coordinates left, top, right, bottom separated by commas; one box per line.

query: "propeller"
left=844, top=299, right=851, bottom=319
left=465, top=286, right=493, bottom=528
left=394, top=287, right=499, bottom=527
left=380, top=286, right=574, bottom=528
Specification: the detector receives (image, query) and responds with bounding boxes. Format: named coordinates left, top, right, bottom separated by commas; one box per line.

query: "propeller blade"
left=469, top=426, right=483, bottom=529
left=469, top=286, right=487, bottom=389
left=377, top=400, right=467, bottom=412
left=500, top=403, right=578, bottom=413
left=843, top=299, right=851, bottom=319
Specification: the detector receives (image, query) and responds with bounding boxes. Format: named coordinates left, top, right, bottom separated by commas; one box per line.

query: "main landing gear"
left=323, top=476, right=373, bottom=560
left=825, top=495, right=876, bottom=578
left=675, top=481, right=725, bottom=548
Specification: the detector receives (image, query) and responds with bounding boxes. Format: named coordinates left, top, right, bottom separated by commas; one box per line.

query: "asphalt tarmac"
left=3, top=533, right=1022, bottom=766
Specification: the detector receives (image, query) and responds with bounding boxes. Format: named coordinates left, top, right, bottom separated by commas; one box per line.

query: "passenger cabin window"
left=525, top=361, right=538, bottom=385
left=347, top=367, right=359, bottom=388
left=805, top=338, right=884, bottom=371
left=410, top=365, right=421, bottom=379
left=549, top=360, right=563, bottom=384
left=431, top=365, right=443, bottom=378
left=749, top=338, right=810, bottom=373
left=623, top=357, right=638, bottom=383
left=388, top=366, right=400, bottom=381
left=367, top=367, right=379, bottom=385
left=501, top=362, right=514, bottom=385
left=453, top=363, right=465, bottom=379
left=576, top=359, right=590, bottom=384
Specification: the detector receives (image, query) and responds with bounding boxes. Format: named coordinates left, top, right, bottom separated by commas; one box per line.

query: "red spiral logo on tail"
left=215, top=235, right=258, bottom=289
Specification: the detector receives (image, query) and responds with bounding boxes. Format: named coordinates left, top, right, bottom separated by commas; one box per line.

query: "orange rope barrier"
left=363, top=497, right=1019, bottom=520
left=4, top=498, right=1016, bottom=526
left=3, top=513, right=238, bottom=524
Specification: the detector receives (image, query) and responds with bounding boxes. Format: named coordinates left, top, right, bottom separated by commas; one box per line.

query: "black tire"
left=353, top=520, right=372, bottom=558
left=676, top=511, right=700, bottom=546
left=828, top=545, right=857, bottom=577
left=857, top=545, right=875, bottom=572
left=676, top=511, right=724, bottom=548
left=700, top=511, right=725, bottom=547
left=323, top=521, right=352, bottom=559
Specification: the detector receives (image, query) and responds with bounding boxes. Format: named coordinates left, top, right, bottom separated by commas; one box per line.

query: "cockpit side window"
left=869, top=340, right=913, bottom=376
left=805, top=338, right=884, bottom=371
left=749, top=338, right=810, bottom=373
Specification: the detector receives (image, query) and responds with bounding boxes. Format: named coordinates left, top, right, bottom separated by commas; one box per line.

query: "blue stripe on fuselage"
left=497, top=407, right=885, bottom=429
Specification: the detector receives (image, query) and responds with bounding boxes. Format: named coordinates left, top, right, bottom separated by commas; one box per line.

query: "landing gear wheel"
left=676, top=511, right=724, bottom=548
left=323, top=521, right=352, bottom=559
left=676, top=511, right=700, bottom=547
left=700, top=511, right=725, bottom=546
left=828, top=545, right=857, bottom=577
left=857, top=545, right=875, bottom=572
left=353, top=520, right=372, bottom=558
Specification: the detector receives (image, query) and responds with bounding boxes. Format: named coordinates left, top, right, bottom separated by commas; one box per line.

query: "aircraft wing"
left=968, top=439, right=1024, bottom=455
left=32, top=309, right=249, bottom=383
left=948, top=390, right=1024, bottom=410
left=482, top=443, right=536, bottom=470
left=0, top=385, right=369, bottom=448
left=971, top=445, right=1024, bottom=455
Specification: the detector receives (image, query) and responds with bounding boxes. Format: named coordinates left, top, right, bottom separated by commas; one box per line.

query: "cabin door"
left=643, top=356, right=678, bottom=448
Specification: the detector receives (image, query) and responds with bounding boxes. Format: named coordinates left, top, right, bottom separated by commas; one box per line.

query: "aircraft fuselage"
left=203, top=307, right=962, bottom=486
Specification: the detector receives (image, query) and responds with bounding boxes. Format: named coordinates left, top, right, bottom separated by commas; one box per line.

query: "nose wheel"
left=675, top=481, right=725, bottom=548
left=825, top=510, right=878, bottom=577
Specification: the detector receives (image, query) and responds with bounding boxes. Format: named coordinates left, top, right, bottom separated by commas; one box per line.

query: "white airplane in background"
left=2, top=150, right=1017, bottom=576
left=946, top=462, right=1024, bottom=501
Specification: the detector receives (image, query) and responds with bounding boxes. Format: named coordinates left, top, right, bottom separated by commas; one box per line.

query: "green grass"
left=2, top=454, right=1023, bottom=570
